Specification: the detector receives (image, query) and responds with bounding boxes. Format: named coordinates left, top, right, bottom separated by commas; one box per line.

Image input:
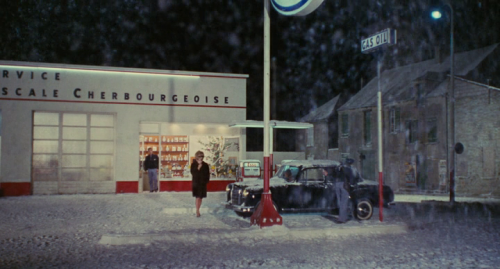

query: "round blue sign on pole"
left=270, top=0, right=324, bottom=16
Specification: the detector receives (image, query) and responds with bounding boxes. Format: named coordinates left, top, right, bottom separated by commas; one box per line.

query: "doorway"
left=359, top=150, right=375, bottom=181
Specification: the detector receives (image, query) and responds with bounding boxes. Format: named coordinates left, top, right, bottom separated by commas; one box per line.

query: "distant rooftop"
left=300, top=95, right=340, bottom=122
left=338, top=43, right=498, bottom=111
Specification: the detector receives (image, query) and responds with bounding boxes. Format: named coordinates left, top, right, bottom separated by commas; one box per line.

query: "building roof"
left=454, top=77, right=500, bottom=91
left=300, top=95, right=340, bottom=122
left=338, top=44, right=499, bottom=111
left=228, top=120, right=313, bottom=129
left=0, top=60, right=249, bottom=79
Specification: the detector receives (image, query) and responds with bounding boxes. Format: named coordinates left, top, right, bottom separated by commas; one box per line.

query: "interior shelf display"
left=140, top=135, right=190, bottom=179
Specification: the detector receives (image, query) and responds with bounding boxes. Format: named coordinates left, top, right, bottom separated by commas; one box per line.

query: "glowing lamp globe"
left=431, top=10, right=443, bottom=19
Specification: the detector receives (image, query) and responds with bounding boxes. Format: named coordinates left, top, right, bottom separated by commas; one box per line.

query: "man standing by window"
left=144, top=148, right=159, bottom=192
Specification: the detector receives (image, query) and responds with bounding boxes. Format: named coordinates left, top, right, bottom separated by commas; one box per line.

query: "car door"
left=296, top=168, right=327, bottom=210
left=282, top=168, right=301, bottom=209
left=322, top=171, right=337, bottom=210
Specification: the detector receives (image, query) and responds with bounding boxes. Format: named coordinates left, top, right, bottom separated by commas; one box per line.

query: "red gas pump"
left=236, top=160, right=262, bottom=182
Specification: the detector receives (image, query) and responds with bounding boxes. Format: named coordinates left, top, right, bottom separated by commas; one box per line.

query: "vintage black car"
left=225, top=160, right=394, bottom=220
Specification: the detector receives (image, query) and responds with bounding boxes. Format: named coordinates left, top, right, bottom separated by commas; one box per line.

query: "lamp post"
left=250, top=0, right=283, bottom=227
left=251, top=0, right=324, bottom=228
left=431, top=3, right=455, bottom=204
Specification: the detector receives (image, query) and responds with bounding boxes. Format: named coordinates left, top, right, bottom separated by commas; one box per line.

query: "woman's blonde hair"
left=195, top=150, right=204, bottom=158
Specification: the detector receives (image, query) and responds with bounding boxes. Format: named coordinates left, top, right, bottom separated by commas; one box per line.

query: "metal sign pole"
left=250, top=0, right=282, bottom=228
left=361, top=29, right=396, bottom=222
left=377, top=54, right=384, bottom=222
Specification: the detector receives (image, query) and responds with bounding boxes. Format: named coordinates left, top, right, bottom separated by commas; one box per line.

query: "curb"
left=161, top=207, right=225, bottom=215
left=98, top=224, right=408, bottom=246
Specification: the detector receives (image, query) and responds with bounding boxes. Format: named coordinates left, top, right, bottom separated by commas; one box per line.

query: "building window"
left=340, top=153, right=349, bottom=163
left=306, top=128, right=314, bottom=147
left=405, top=120, right=418, bottom=144
left=426, top=118, right=437, bottom=143
left=363, top=110, right=372, bottom=146
left=341, top=114, right=349, bottom=137
left=389, top=107, right=400, bottom=133
left=416, top=82, right=427, bottom=106
left=32, top=112, right=115, bottom=182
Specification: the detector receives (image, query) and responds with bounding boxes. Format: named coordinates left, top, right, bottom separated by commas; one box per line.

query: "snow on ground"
left=0, top=192, right=499, bottom=268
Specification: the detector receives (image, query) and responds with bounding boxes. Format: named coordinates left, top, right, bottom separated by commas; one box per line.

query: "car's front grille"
left=231, top=186, right=242, bottom=205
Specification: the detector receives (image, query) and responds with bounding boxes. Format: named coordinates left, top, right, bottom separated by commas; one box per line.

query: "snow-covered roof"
left=228, top=120, right=313, bottom=129
left=453, top=77, right=500, bottom=92
left=279, top=159, right=342, bottom=168
left=338, top=43, right=499, bottom=111
left=300, top=95, right=340, bottom=122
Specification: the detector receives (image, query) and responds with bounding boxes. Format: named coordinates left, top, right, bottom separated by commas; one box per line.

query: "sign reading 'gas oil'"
left=361, top=28, right=397, bottom=54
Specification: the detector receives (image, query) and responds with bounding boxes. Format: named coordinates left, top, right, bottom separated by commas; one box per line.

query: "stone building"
left=337, top=44, right=500, bottom=196
left=296, top=95, right=343, bottom=160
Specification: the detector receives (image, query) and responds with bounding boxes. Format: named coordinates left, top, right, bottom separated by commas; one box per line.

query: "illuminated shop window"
left=32, top=112, right=115, bottom=182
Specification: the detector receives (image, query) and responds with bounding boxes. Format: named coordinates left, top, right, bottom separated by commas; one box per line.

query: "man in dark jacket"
left=143, top=148, right=159, bottom=192
left=336, top=159, right=357, bottom=223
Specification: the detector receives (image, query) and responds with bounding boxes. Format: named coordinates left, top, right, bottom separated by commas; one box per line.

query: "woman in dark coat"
left=191, top=150, right=210, bottom=217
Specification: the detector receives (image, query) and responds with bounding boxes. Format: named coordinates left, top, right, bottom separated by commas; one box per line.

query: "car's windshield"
left=276, top=165, right=300, bottom=179
left=298, top=168, right=325, bottom=183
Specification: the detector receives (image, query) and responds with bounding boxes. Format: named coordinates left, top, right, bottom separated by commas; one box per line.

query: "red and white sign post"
left=361, top=29, right=397, bottom=222
left=251, top=0, right=282, bottom=227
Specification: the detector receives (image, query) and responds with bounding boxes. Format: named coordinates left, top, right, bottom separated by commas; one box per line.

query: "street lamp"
left=431, top=3, right=455, bottom=204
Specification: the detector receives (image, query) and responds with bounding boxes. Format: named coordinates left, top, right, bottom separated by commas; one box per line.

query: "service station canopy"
left=228, top=120, right=313, bottom=129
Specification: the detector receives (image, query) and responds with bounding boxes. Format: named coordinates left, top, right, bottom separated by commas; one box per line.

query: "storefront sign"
left=0, top=64, right=246, bottom=109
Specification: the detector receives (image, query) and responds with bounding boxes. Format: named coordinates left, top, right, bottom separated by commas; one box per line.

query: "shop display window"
left=139, top=135, right=189, bottom=178
left=139, top=123, right=241, bottom=181
left=191, top=135, right=239, bottom=179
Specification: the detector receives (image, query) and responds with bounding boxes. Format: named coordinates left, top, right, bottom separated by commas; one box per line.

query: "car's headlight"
left=243, top=189, right=249, bottom=197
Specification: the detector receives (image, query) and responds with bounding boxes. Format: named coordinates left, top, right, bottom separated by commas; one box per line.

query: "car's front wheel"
left=354, top=198, right=373, bottom=220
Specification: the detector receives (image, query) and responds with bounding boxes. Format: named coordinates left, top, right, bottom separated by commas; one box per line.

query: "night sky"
left=1, top=0, right=499, bottom=150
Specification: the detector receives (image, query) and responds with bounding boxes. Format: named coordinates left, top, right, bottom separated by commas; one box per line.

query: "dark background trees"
left=1, top=0, right=498, bottom=150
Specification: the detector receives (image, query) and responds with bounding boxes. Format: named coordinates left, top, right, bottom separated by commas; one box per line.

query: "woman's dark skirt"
left=192, top=182, right=207, bottom=198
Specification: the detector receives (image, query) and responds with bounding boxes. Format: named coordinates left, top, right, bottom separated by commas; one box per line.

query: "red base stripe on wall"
left=207, top=180, right=235, bottom=192
left=116, top=181, right=138, bottom=194
left=160, top=181, right=191, bottom=192
left=159, top=180, right=235, bottom=192
left=0, top=183, right=31, bottom=196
